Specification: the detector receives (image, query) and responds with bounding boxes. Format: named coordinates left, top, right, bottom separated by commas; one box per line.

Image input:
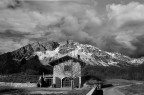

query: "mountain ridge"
left=0, top=40, right=144, bottom=80
left=0, top=40, right=143, bottom=67
left=34, top=40, right=144, bottom=66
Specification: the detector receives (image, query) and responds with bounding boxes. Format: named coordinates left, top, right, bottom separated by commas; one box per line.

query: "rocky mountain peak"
left=9, top=41, right=59, bottom=60
left=0, top=40, right=144, bottom=68
left=1, top=40, right=144, bottom=77
left=34, top=40, right=144, bottom=66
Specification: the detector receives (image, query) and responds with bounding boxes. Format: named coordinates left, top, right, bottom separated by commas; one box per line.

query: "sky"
left=1, top=0, right=144, bottom=58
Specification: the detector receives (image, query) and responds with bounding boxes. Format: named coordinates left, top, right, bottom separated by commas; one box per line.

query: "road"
left=87, top=85, right=127, bottom=95
left=103, top=86, right=124, bottom=95
left=103, top=82, right=143, bottom=95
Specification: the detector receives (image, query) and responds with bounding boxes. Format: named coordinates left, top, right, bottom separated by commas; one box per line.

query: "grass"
left=2, top=77, right=143, bottom=95
left=0, top=86, right=91, bottom=95
left=106, top=79, right=139, bottom=86
left=0, top=74, right=91, bottom=95
left=0, top=74, right=39, bottom=83
left=0, top=86, right=29, bottom=94
left=119, top=84, right=144, bottom=95
left=39, top=88, right=91, bottom=95
left=66, top=87, right=91, bottom=95
left=107, top=79, right=144, bottom=95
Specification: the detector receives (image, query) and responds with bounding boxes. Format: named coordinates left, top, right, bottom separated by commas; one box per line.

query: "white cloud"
left=85, top=10, right=102, bottom=25
left=107, top=2, right=144, bottom=28
left=0, top=0, right=102, bottom=53
left=0, top=9, right=64, bottom=33
left=0, top=0, right=102, bottom=39
left=0, top=0, right=101, bottom=33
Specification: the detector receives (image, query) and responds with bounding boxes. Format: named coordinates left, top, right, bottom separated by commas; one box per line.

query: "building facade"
left=44, top=55, right=86, bottom=88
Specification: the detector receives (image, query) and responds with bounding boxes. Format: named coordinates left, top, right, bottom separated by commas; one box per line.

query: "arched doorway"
left=62, top=77, right=71, bottom=87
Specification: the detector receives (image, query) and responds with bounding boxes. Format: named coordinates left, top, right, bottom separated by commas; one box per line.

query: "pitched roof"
left=49, top=55, right=86, bottom=67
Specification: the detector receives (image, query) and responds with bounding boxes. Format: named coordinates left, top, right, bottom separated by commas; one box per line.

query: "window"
left=45, top=79, right=52, bottom=87
left=64, top=65, right=72, bottom=71
left=62, top=77, right=71, bottom=87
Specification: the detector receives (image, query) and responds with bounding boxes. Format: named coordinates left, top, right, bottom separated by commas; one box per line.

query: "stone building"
left=44, top=55, right=86, bottom=88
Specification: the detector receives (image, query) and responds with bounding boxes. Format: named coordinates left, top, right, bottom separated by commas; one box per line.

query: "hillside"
left=0, top=40, right=144, bottom=76
left=0, top=41, right=58, bottom=74
left=35, top=40, right=143, bottom=66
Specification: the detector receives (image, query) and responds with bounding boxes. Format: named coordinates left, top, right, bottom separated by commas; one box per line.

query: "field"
left=0, top=74, right=39, bottom=83
left=0, top=74, right=91, bottom=95
left=1, top=75, right=144, bottom=95
left=0, top=86, right=91, bottom=95
left=0, top=86, right=29, bottom=94
left=119, top=83, right=144, bottom=95
left=106, top=79, right=139, bottom=86
left=105, top=79, right=144, bottom=95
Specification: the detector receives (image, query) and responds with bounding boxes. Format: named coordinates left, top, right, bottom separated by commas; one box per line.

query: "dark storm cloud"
left=0, top=30, right=27, bottom=38
left=105, top=2, right=144, bottom=58
left=131, top=35, right=144, bottom=58
left=100, top=35, right=134, bottom=57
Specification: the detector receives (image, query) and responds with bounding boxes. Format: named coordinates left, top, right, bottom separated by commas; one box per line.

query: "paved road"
left=103, top=87, right=124, bottom=95
left=103, top=82, right=143, bottom=95
left=87, top=86, right=124, bottom=95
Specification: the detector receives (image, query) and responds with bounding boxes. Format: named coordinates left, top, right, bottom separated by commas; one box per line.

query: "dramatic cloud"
left=0, top=0, right=102, bottom=53
left=107, top=2, right=144, bottom=28
left=106, top=2, right=144, bottom=57
left=1, top=0, right=144, bottom=58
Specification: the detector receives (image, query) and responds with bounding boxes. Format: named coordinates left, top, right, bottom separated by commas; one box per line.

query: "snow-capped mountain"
left=34, top=40, right=143, bottom=66
left=0, top=40, right=143, bottom=70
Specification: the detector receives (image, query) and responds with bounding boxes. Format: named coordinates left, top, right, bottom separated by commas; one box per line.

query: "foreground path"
left=103, top=82, right=143, bottom=95
left=87, top=86, right=125, bottom=95
left=103, top=87, right=124, bottom=95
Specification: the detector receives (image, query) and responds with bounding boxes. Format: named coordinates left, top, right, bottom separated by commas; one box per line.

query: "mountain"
left=0, top=40, right=144, bottom=74
left=0, top=41, right=59, bottom=74
left=34, top=40, right=143, bottom=66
